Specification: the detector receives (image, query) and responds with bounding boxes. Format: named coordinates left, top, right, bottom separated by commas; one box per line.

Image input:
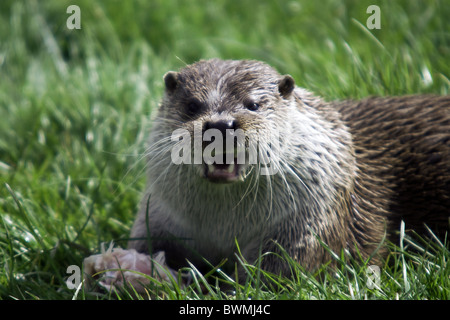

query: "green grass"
left=0, top=0, right=448, bottom=300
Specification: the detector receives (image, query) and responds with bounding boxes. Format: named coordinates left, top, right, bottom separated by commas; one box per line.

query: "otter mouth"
left=198, top=125, right=250, bottom=183
left=204, top=156, right=242, bottom=183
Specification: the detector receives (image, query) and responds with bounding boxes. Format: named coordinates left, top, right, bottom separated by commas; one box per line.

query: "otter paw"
left=83, top=242, right=178, bottom=293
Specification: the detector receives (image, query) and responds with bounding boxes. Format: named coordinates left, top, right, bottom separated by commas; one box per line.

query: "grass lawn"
left=0, top=0, right=449, bottom=300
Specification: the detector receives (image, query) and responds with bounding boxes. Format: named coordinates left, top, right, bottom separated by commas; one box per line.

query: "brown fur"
left=337, top=96, right=450, bottom=238
left=128, top=59, right=449, bottom=279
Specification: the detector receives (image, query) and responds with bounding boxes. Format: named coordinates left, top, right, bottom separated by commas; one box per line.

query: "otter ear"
left=278, top=75, right=295, bottom=98
left=164, top=71, right=179, bottom=92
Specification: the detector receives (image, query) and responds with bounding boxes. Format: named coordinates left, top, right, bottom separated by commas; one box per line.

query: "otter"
left=115, top=59, right=450, bottom=284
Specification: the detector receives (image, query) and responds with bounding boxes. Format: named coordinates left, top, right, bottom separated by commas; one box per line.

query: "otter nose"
left=203, top=120, right=237, bottom=136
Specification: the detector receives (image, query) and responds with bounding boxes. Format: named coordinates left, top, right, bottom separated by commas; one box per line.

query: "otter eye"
left=246, top=101, right=260, bottom=111
left=186, top=101, right=201, bottom=116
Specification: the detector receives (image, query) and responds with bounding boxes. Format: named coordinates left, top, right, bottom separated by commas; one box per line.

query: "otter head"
left=153, top=59, right=296, bottom=185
